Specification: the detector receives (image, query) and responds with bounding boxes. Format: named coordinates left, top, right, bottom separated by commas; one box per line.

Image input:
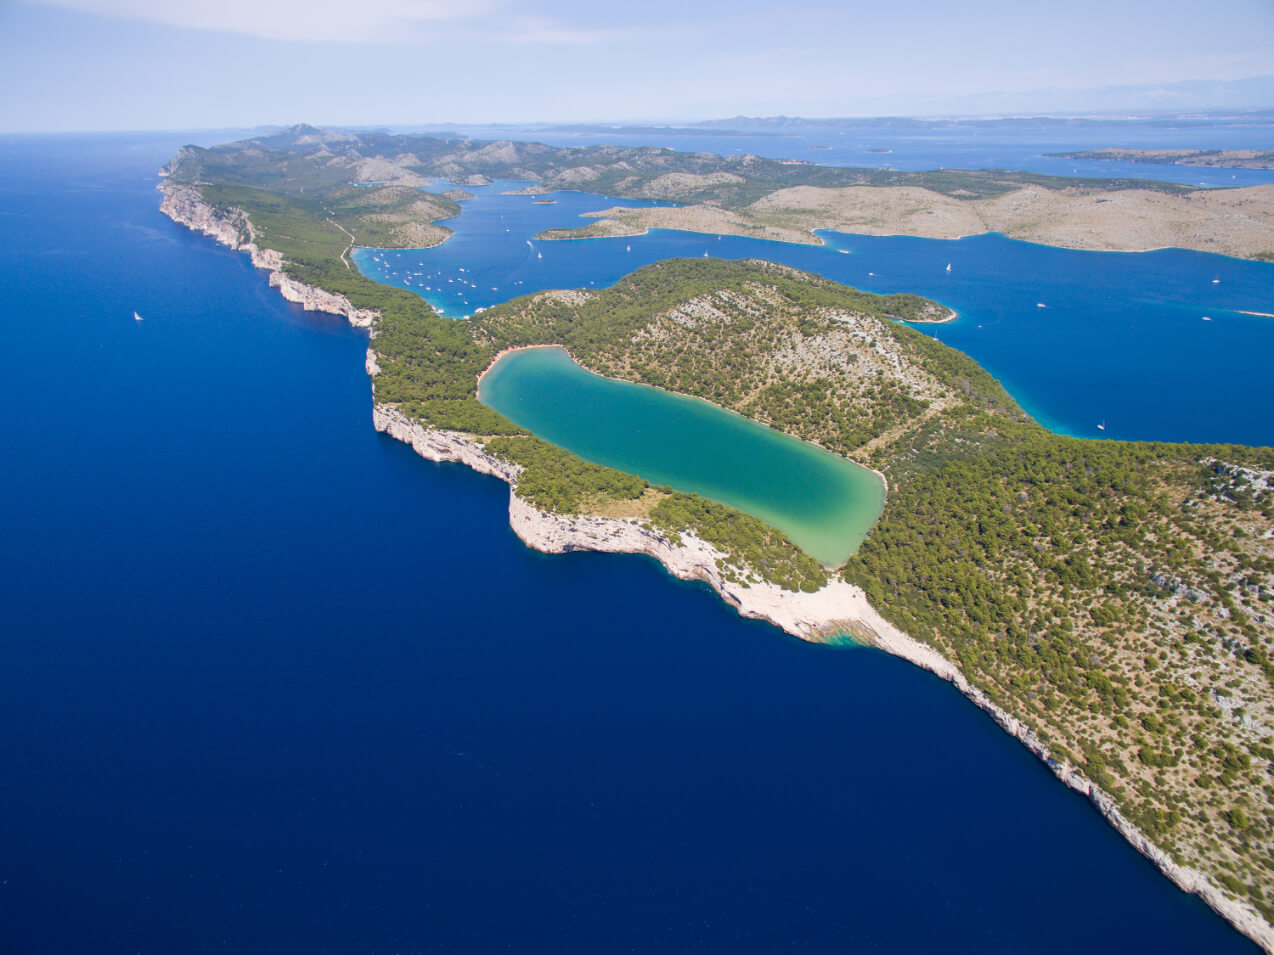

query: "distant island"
left=1052, top=148, right=1274, bottom=170
left=158, top=125, right=1274, bottom=951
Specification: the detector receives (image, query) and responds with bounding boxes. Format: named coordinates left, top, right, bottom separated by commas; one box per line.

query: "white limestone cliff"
left=158, top=183, right=377, bottom=327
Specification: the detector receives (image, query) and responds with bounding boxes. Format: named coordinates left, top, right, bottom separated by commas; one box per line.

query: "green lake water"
left=478, top=346, right=886, bottom=566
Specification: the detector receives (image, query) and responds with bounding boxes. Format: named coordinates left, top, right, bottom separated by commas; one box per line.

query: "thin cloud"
left=494, top=16, right=616, bottom=45
left=30, top=0, right=500, bottom=43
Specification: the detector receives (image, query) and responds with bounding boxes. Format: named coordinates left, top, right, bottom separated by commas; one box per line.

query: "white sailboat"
left=133, top=311, right=143, bottom=321
left=1097, top=420, right=1106, bottom=431
left=945, top=263, right=951, bottom=272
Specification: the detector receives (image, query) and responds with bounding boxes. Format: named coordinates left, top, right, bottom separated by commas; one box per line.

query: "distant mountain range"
left=692, top=76, right=1274, bottom=124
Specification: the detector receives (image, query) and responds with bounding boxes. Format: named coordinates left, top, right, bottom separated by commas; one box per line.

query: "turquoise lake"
left=479, top=346, right=885, bottom=566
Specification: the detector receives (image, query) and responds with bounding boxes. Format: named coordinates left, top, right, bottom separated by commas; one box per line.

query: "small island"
left=1051, top=148, right=1274, bottom=170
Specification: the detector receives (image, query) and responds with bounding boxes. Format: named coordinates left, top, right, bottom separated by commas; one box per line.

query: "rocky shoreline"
left=160, top=184, right=1274, bottom=953
left=157, top=182, right=378, bottom=327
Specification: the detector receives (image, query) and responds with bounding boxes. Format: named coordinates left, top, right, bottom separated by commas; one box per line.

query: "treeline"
left=484, top=435, right=647, bottom=513
left=648, top=492, right=828, bottom=592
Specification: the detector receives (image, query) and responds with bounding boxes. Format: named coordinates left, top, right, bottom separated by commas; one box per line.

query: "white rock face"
left=158, top=183, right=377, bottom=328
left=372, top=406, right=519, bottom=484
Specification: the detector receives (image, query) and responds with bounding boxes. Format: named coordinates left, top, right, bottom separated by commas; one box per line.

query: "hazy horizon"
left=2, top=0, right=1272, bottom=133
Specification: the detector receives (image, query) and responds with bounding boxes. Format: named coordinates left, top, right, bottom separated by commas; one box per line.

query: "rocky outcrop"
left=158, top=182, right=377, bottom=328
left=267, top=269, right=377, bottom=328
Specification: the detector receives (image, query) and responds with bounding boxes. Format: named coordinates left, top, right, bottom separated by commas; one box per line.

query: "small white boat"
left=1097, top=421, right=1106, bottom=431
left=626, top=245, right=631, bottom=252
left=703, top=250, right=709, bottom=257
left=1202, top=315, right=1212, bottom=321
left=133, top=311, right=143, bottom=321
left=945, top=263, right=951, bottom=272
left=537, top=252, right=542, bottom=259
left=838, top=249, right=849, bottom=254
left=1212, top=278, right=1220, bottom=284
left=1037, top=302, right=1046, bottom=308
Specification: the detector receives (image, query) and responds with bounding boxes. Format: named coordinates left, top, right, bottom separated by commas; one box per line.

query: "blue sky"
left=2, top=0, right=1272, bottom=130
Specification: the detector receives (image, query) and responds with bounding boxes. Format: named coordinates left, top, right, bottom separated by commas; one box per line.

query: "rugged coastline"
left=158, top=182, right=379, bottom=327
left=159, top=183, right=1274, bottom=953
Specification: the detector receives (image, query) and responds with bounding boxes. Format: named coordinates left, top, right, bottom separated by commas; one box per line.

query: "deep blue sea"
left=0, top=132, right=1266, bottom=953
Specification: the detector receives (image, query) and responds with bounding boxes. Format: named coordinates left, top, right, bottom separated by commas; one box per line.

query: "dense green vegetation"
left=482, top=434, right=646, bottom=512
left=647, top=492, right=827, bottom=591
left=472, top=258, right=1029, bottom=487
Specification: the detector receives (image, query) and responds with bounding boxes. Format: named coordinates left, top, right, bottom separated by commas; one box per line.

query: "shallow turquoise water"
left=479, top=346, right=885, bottom=565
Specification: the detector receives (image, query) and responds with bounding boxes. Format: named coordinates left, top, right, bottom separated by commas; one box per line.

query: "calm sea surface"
left=479, top=346, right=885, bottom=565
left=0, top=132, right=1264, bottom=953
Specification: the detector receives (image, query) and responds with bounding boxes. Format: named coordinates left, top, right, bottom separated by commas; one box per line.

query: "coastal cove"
left=477, top=345, right=885, bottom=566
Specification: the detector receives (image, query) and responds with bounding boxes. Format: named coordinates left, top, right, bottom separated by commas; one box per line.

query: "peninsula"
left=164, top=124, right=1274, bottom=261
left=159, top=133, right=1274, bottom=951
